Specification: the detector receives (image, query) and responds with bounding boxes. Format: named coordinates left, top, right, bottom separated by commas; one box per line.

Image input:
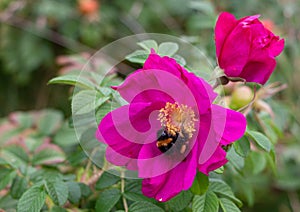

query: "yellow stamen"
left=158, top=102, right=196, bottom=139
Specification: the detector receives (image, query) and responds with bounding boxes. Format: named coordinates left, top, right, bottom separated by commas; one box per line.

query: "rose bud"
left=230, top=86, right=254, bottom=110
left=215, top=12, right=284, bottom=84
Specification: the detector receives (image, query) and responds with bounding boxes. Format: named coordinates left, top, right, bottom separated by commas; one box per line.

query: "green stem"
left=121, top=171, right=128, bottom=212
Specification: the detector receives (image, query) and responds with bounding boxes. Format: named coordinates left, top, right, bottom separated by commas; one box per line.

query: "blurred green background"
left=0, top=0, right=299, bottom=211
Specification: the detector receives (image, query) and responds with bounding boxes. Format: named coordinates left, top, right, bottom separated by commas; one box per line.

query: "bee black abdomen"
left=156, top=130, right=179, bottom=153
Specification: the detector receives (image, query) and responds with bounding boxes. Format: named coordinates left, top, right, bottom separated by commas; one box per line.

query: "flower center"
left=156, top=102, right=197, bottom=154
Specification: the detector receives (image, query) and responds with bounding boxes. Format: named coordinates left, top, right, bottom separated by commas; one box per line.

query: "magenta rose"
left=215, top=12, right=284, bottom=84
left=95, top=52, right=246, bottom=201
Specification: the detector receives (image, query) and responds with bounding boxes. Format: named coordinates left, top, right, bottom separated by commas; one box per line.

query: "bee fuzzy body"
left=156, top=129, right=189, bottom=154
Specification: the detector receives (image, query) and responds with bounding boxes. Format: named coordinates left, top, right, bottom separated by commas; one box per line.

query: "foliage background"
left=0, top=0, right=299, bottom=211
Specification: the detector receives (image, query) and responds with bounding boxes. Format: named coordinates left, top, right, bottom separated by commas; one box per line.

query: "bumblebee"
left=156, top=129, right=189, bottom=154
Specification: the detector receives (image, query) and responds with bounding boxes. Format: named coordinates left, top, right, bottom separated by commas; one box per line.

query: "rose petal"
left=96, top=102, right=161, bottom=160
left=212, top=105, right=247, bottom=145
left=215, top=12, right=238, bottom=57
left=115, top=69, right=199, bottom=111
left=219, top=21, right=252, bottom=76
left=240, top=58, right=276, bottom=84
left=198, top=146, right=227, bottom=175
left=141, top=142, right=198, bottom=202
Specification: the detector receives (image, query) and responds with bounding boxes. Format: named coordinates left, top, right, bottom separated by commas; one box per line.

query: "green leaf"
left=17, top=185, right=46, bottom=212
left=266, top=149, right=277, bottom=174
left=72, top=90, right=110, bottom=115
left=37, top=109, right=63, bottom=136
left=246, top=130, right=272, bottom=152
left=129, top=201, right=164, bottom=212
left=189, top=1, right=215, bottom=15
left=191, top=171, right=209, bottom=195
left=137, top=40, right=158, bottom=52
left=95, top=172, right=120, bottom=190
left=11, top=175, right=27, bottom=199
left=123, top=192, right=156, bottom=203
left=50, top=206, right=67, bottom=212
left=233, top=136, right=250, bottom=158
left=219, top=198, right=241, bottom=212
left=79, top=182, right=92, bottom=198
left=173, top=54, right=186, bottom=66
left=248, top=152, right=267, bottom=175
left=95, top=103, right=113, bottom=124
left=0, top=157, right=8, bottom=165
left=67, top=181, right=81, bottom=204
left=32, top=149, right=65, bottom=166
left=214, top=166, right=224, bottom=174
left=53, top=123, right=78, bottom=147
left=95, top=188, right=121, bottom=212
left=48, top=75, right=95, bottom=90
left=12, top=112, right=33, bottom=129
left=0, top=169, right=16, bottom=190
left=0, top=194, right=18, bottom=210
left=158, top=42, right=179, bottom=56
left=1, top=145, right=29, bottom=166
left=226, top=147, right=245, bottom=171
left=209, top=179, right=242, bottom=207
left=45, top=179, right=68, bottom=206
left=192, top=191, right=219, bottom=212
left=125, top=50, right=149, bottom=64
left=166, top=190, right=193, bottom=211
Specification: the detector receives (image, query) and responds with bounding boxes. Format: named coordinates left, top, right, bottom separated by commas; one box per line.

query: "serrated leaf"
left=0, top=169, right=16, bottom=190
left=233, top=136, right=250, bottom=158
left=17, top=185, right=46, bottom=212
left=37, top=109, right=63, bottom=136
left=137, top=40, right=158, bottom=52
left=72, top=90, right=110, bottom=115
left=67, top=181, right=81, bottom=204
left=79, top=182, right=92, bottom=197
left=191, top=171, right=209, bottom=195
left=1, top=145, right=29, bottom=166
left=45, top=179, right=68, bottom=206
left=95, top=188, right=121, bottom=212
left=209, top=179, right=242, bottom=207
left=166, top=190, right=193, bottom=211
left=123, top=192, right=156, bottom=203
left=125, top=50, right=149, bottom=64
left=227, top=147, right=245, bottom=170
left=192, top=191, right=219, bottom=212
left=129, top=201, right=164, bottom=212
left=95, top=103, right=113, bottom=125
left=11, top=175, right=27, bottom=199
left=158, top=42, right=179, bottom=56
left=32, top=149, right=65, bottom=165
left=219, top=198, right=241, bottom=212
left=0, top=194, right=18, bottom=210
left=246, top=130, right=272, bottom=152
left=95, top=172, right=120, bottom=190
left=125, top=179, right=142, bottom=193
left=48, top=75, right=95, bottom=89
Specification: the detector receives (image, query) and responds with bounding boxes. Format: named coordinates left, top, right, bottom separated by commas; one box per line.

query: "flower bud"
left=230, top=86, right=254, bottom=110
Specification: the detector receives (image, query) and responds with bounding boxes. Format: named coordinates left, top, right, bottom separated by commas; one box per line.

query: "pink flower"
left=95, top=52, right=246, bottom=201
left=215, top=12, right=284, bottom=84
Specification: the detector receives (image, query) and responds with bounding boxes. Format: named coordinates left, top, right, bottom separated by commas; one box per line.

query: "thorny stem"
left=121, top=171, right=128, bottom=212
